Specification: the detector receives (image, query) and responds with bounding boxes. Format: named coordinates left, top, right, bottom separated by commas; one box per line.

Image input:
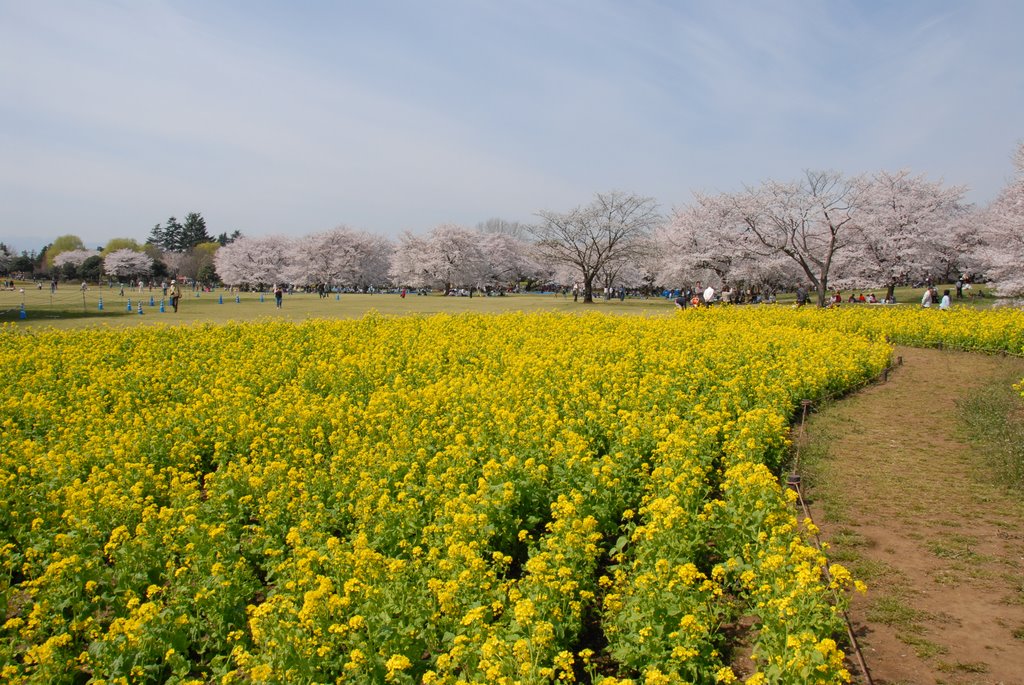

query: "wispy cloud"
left=1, top=0, right=1022, bottom=249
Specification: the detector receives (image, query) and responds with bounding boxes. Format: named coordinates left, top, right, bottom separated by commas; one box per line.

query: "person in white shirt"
left=703, top=285, right=715, bottom=305
left=939, top=289, right=951, bottom=310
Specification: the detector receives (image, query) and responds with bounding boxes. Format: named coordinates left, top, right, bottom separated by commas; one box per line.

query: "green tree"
left=181, top=212, right=212, bottom=250
left=44, top=235, right=86, bottom=269
left=60, top=261, right=79, bottom=281
left=217, top=229, right=242, bottom=246
left=179, top=241, right=220, bottom=283
left=146, top=223, right=167, bottom=250
left=101, top=238, right=143, bottom=255
left=12, top=251, right=37, bottom=274
left=163, top=217, right=185, bottom=252
left=80, top=255, right=104, bottom=282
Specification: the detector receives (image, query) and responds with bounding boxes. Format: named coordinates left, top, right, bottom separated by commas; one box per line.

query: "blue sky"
left=2, top=0, right=1022, bottom=252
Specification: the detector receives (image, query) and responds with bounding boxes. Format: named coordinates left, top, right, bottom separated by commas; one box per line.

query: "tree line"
left=3, top=141, right=1022, bottom=301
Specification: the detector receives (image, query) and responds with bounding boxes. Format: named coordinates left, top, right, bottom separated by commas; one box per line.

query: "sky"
left=2, top=0, right=1023, bottom=253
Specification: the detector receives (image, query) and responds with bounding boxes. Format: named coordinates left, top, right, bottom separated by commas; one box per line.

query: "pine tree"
left=181, top=213, right=212, bottom=249
left=146, top=223, right=167, bottom=250
left=164, top=217, right=185, bottom=252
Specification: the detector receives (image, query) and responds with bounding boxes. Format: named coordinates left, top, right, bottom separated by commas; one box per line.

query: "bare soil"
left=801, top=346, right=1024, bottom=685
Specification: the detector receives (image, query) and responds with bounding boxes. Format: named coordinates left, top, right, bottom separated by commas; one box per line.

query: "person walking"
left=168, top=279, right=181, bottom=313
left=274, top=284, right=284, bottom=309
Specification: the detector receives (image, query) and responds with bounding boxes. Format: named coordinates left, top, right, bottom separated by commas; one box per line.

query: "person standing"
left=168, top=279, right=181, bottom=313
left=703, top=284, right=715, bottom=306
left=274, top=284, right=284, bottom=308
left=921, top=287, right=933, bottom=308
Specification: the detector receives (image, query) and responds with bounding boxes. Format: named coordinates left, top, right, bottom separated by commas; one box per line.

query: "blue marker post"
left=235, top=295, right=240, bottom=304
left=98, top=297, right=104, bottom=311
left=150, top=296, right=155, bottom=307
left=19, top=303, right=26, bottom=320
left=160, top=300, right=165, bottom=313
left=127, top=298, right=132, bottom=312
left=137, top=303, right=144, bottom=315
left=219, top=294, right=223, bottom=304
left=260, top=293, right=264, bottom=303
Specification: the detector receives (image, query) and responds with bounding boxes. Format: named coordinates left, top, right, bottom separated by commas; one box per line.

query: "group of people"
left=671, top=281, right=958, bottom=310
left=921, top=286, right=952, bottom=310
left=826, top=291, right=891, bottom=306
left=673, top=282, right=721, bottom=309
left=569, top=284, right=626, bottom=302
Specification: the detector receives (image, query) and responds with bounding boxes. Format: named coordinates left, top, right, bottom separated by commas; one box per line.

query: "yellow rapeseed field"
left=1, top=306, right=1020, bottom=684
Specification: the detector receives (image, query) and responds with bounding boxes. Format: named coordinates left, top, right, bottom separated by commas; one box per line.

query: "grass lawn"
left=0, top=281, right=1001, bottom=329
left=0, top=286, right=679, bottom=329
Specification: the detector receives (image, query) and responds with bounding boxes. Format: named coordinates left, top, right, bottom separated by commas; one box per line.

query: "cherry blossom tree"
left=214, top=235, right=293, bottom=288
left=530, top=191, right=659, bottom=303
left=477, top=232, right=544, bottom=289
left=103, top=249, right=153, bottom=281
left=658, top=193, right=753, bottom=288
left=389, top=232, right=432, bottom=289
left=839, top=170, right=968, bottom=299
left=929, top=209, right=983, bottom=284
left=286, top=227, right=362, bottom=288
left=53, top=248, right=101, bottom=281
left=53, top=249, right=100, bottom=270
left=286, top=228, right=394, bottom=290
left=44, top=235, right=87, bottom=270
left=977, top=142, right=1024, bottom=296
left=348, top=232, right=394, bottom=290
left=476, top=217, right=529, bottom=239
left=735, top=170, right=861, bottom=307
left=657, top=193, right=800, bottom=299
left=390, top=224, right=488, bottom=292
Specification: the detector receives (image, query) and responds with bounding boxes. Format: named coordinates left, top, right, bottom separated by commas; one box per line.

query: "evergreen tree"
left=146, top=223, right=167, bottom=250
left=164, top=217, right=184, bottom=252
left=181, top=212, right=212, bottom=249
left=217, top=230, right=242, bottom=246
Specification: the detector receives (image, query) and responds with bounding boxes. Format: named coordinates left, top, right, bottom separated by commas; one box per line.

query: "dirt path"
left=802, top=346, right=1024, bottom=685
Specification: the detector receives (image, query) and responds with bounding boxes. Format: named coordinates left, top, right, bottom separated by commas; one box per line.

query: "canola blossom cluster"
left=0, top=306, right=1018, bottom=684
left=793, top=305, right=1024, bottom=357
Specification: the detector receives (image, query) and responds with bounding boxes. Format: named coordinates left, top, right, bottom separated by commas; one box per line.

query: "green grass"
left=957, top=371, right=1024, bottom=491
left=925, top=534, right=984, bottom=563
left=2, top=279, right=1007, bottom=330
left=936, top=660, right=989, bottom=674
left=0, top=287, right=677, bottom=329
